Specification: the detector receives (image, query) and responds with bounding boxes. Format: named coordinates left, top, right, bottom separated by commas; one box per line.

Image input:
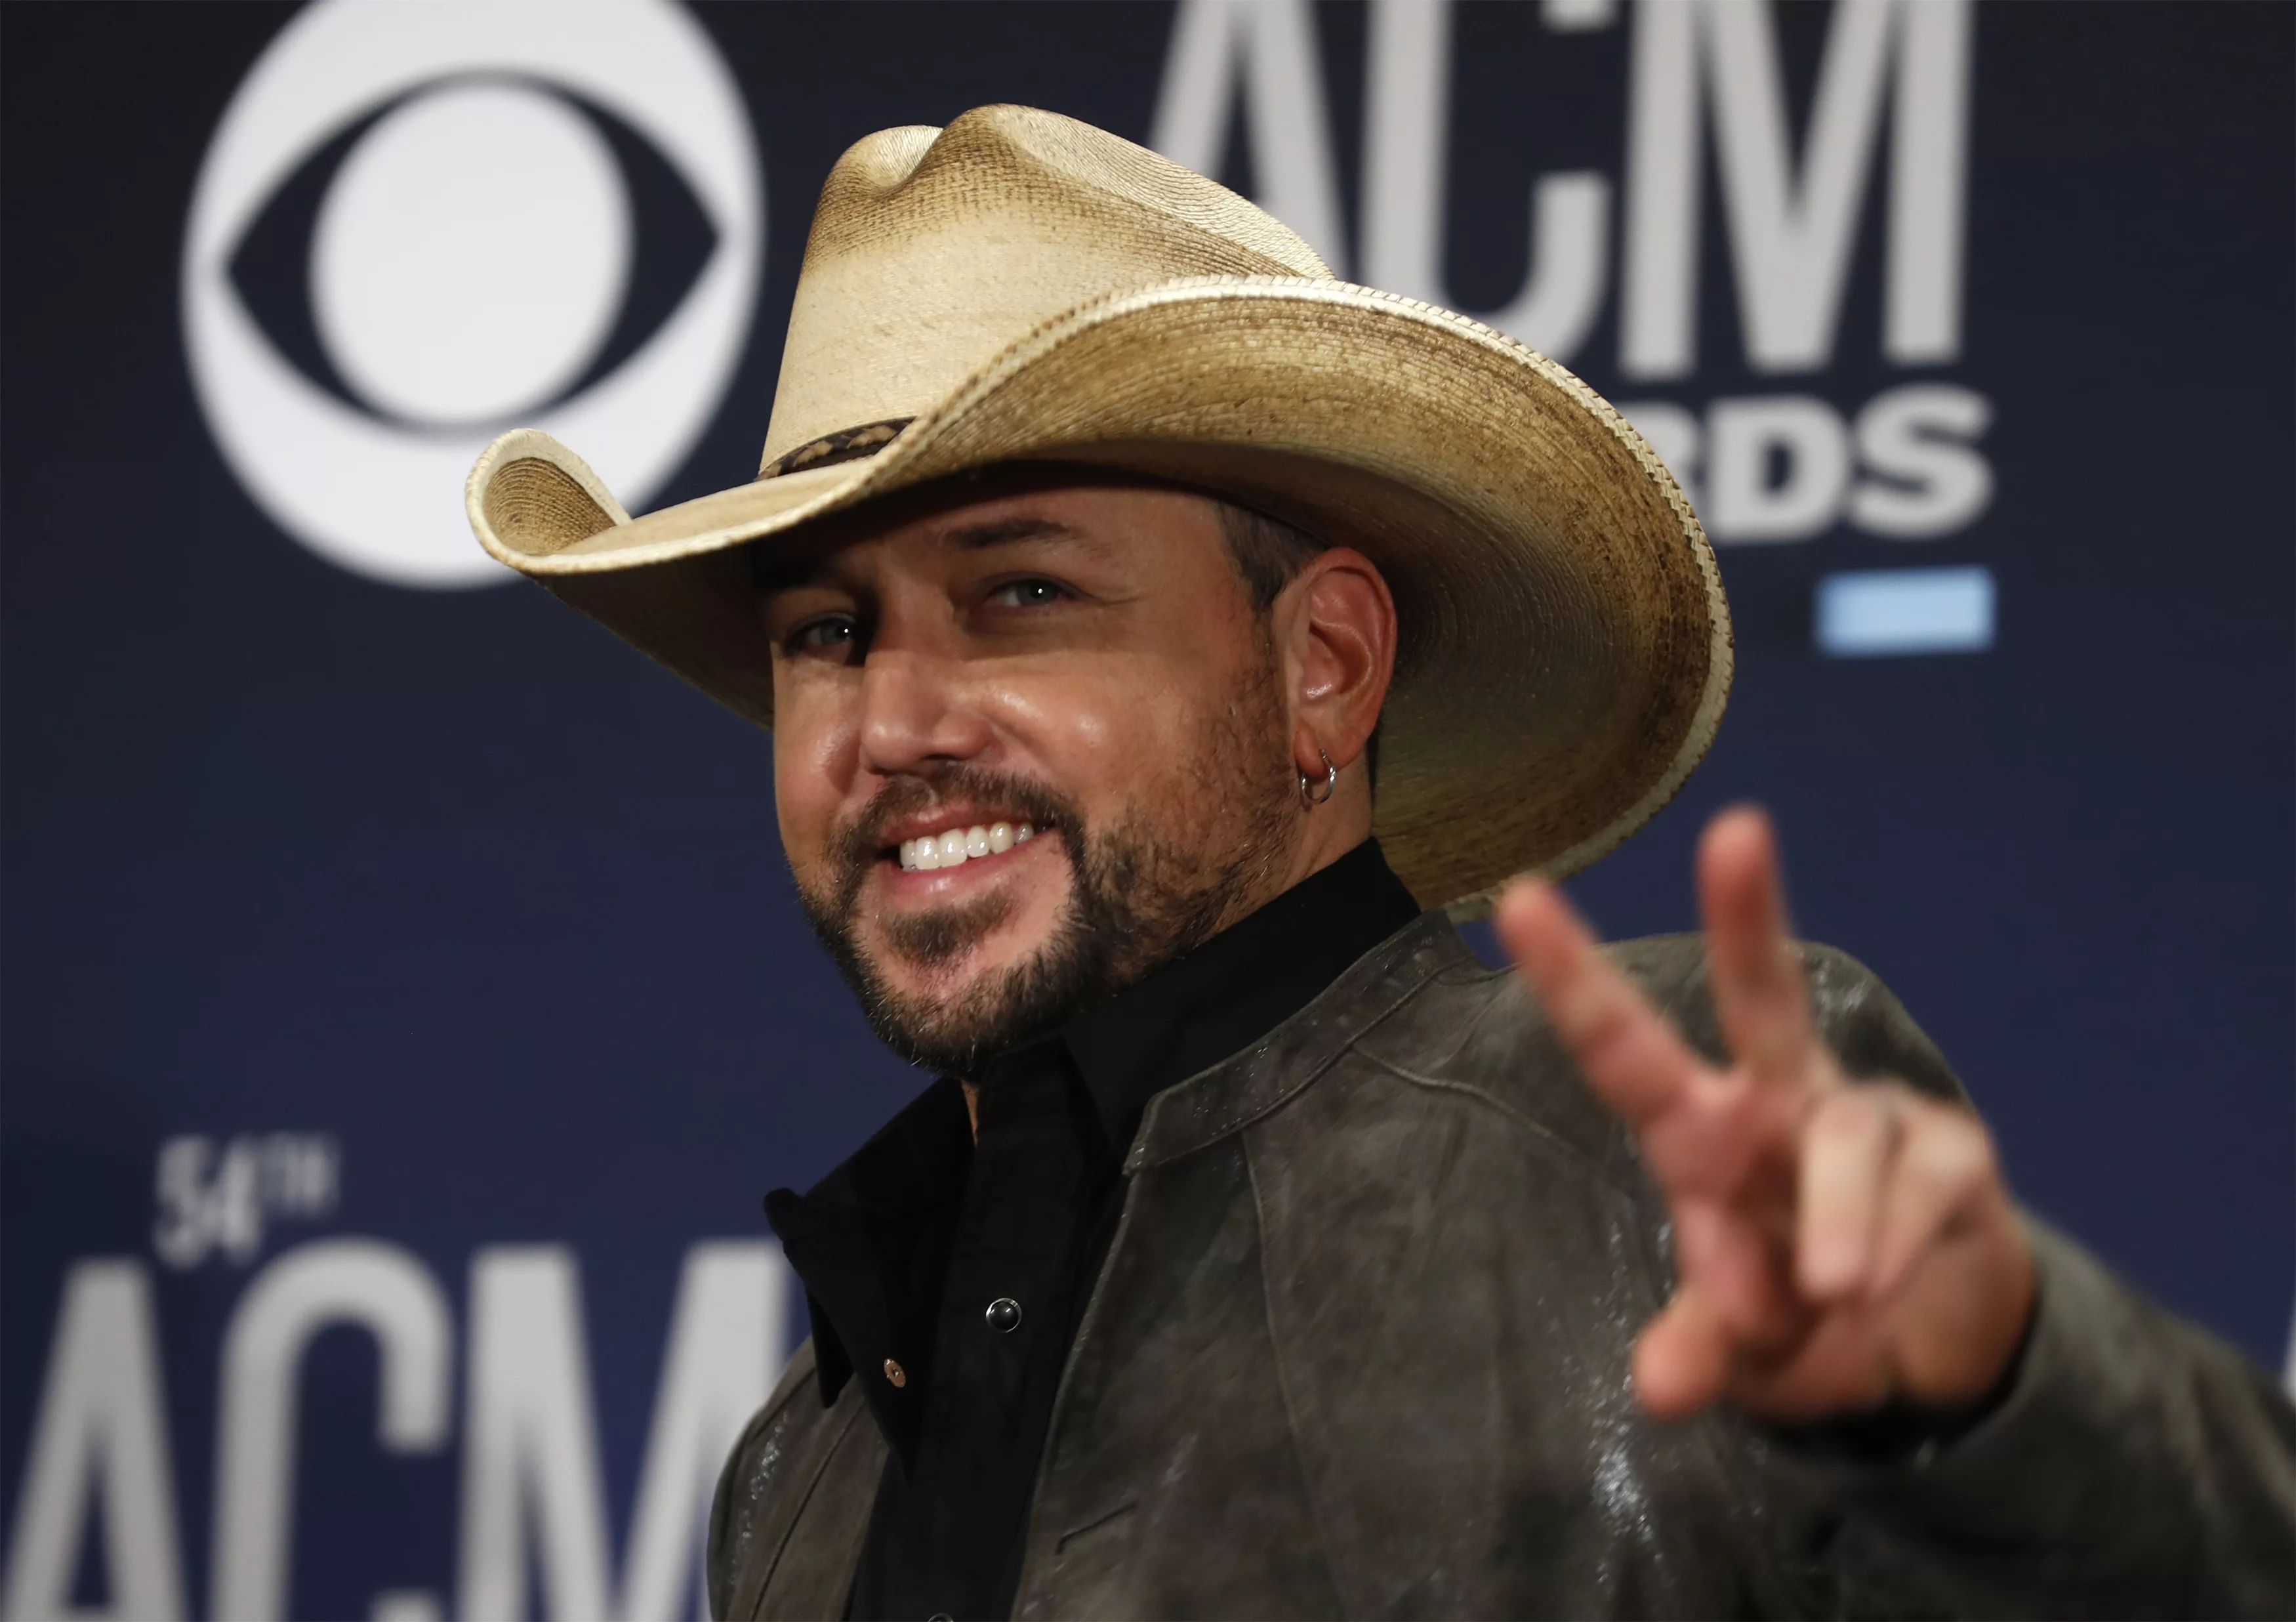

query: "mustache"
left=829, top=766, right=1081, bottom=892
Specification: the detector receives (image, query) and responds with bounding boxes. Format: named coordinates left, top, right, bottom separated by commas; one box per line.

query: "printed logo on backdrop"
left=1156, top=0, right=1995, bottom=656
left=181, top=0, right=762, bottom=588
left=4, top=1133, right=787, bottom=1622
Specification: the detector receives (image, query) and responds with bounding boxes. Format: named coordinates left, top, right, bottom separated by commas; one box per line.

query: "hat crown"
left=760, top=105, right=1333, bottom=474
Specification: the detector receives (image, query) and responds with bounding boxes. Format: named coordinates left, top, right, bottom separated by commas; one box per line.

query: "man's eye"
left=785, top=615, right=858, bottom=660
left=986, top=578, right=1069, bottom=609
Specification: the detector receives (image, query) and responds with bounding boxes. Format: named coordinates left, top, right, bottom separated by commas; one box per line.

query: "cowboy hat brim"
left=467, top=275, right=1732, bottom=914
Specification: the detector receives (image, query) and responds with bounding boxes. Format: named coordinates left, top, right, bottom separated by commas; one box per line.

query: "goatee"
left=795, top=674, right=1298, bottom=1076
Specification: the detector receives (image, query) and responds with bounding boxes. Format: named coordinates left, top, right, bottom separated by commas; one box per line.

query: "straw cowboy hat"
left=466, top=104, right=1731, bottom=913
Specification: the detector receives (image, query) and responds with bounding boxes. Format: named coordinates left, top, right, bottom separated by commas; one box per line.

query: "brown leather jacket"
left=710, top=917, right=2296, bottom=1618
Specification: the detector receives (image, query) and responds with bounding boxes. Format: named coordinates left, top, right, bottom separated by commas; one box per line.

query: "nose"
left=855, top=650, right=994, bottom=779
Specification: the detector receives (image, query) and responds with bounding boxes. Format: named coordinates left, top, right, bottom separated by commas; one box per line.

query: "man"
left=468, top=108, right=2293, bottom=1619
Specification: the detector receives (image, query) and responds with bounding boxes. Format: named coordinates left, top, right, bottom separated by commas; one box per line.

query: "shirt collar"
left=1049, top=837, right=1424, bottom=1150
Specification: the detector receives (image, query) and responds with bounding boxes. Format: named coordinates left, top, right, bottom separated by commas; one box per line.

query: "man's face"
left=760, top=472, right=1304, bottom=1073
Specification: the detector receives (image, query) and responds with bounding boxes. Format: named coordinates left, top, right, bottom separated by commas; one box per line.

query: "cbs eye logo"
left=182, top=0, right=761, bottom=589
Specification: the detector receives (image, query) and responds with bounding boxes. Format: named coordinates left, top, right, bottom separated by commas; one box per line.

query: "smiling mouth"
left=892, top=820, right=1042, bottom=872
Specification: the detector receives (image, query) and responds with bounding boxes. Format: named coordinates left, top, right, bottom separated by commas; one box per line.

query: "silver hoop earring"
left=1300, top=748, right=1337, bottom=808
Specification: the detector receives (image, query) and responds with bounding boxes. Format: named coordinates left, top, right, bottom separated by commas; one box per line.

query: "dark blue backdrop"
left=3, top=4, right=2288, bottom=1618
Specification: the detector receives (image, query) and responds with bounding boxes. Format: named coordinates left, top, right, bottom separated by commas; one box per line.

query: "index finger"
left=1697, top=806, right=1818, bottom=1089
left=1496, top=877, right=1711, bottom=1128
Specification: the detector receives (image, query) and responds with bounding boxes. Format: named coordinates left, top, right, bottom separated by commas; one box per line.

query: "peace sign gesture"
left=1497, top=808, right=2036, bottom=1423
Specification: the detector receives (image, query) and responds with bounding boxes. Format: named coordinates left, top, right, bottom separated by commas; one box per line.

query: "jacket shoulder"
left=1605, top=933, right=1965, bottom=1104
left=1347, top=930, right=1963, bottom=1178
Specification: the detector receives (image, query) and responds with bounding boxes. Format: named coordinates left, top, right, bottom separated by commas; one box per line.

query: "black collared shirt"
left=766, top=839, right=1423, bottom=1621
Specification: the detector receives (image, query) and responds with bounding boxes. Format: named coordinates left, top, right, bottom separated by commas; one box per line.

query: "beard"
left=794, top=650, right=1301, bottom=1077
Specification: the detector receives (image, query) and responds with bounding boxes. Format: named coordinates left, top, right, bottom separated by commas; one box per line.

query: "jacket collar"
left=1125, top=911, right=1471, bottom=1172
left=1055, top=837, right=1422, bottom=1150
left=769, top=842, right=1432, bottom=1422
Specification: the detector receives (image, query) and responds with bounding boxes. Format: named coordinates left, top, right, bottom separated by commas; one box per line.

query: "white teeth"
left=895, top=820, right=1044, bottom=870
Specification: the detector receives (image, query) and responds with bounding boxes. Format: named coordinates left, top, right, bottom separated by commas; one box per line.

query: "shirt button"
left=882, top=1358, right=907, bottom=1388
left=984, top=1296, right=1023, bottom=1333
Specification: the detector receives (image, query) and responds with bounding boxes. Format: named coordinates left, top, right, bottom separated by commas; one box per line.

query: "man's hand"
left=1494, top=806, right=2034, bottom=1424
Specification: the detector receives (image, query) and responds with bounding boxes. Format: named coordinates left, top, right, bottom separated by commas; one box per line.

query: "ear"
left=1277, top=547, right=1397, bottom=778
